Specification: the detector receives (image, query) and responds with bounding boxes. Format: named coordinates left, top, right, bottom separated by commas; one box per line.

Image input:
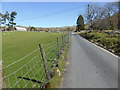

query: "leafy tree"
left=0, top=11, right=9, bottom=30
left=30, top=26, right=36, bottom=31
left=76, top=15, right=85, bottom=32
left=0, top=13, right=3, bottom=27
left=8, top=11, right=17, bottom=30
left=10, top=12, right=17, bottom=25
left=0, top=11, right=17, bottom=31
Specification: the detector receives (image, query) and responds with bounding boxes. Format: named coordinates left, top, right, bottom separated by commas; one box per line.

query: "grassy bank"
left=79, top=32, right=120, bottom=56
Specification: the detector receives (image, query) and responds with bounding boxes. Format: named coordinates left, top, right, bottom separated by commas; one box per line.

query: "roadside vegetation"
left=46, top=39, right=69, bottom=88
left=76, top=2, right=119, bottom=57
left=79, top=31, right=120, bottom=56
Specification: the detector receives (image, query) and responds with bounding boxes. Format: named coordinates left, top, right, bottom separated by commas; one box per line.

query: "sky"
left=2, top=2, right=108, bottom=27
left=1, top=0, right=118, bottom=2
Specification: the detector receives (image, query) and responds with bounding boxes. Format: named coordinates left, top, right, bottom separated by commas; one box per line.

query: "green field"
left=2, top=31, right=66, bottom=88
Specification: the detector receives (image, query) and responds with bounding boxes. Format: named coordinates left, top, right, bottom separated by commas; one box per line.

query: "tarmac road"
left=62, top=33, right=118, bottom=88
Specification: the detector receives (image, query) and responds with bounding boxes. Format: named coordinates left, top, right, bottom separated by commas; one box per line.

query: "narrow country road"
left=62, top=33, right=118, bottom=88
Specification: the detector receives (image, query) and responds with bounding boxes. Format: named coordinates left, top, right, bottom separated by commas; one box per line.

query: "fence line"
left=1, top=53, right=40, bottom=80
left=0, top=32, right=70, bottom=89
left=1, top=48, right=40, bottom=70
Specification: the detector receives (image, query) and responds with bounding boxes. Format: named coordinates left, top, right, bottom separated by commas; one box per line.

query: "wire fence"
left=0, top=32, right=70, bottom=89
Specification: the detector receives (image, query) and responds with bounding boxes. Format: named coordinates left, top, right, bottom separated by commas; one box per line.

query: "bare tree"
left=103, top=2, right=119, bottom=30
left=85, top=3, right=104, bottom=30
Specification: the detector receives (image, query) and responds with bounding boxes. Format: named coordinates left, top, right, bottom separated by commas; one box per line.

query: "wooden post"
left=65, top=35, right=67, bottom=44
left=66, top=33, right=70, bottom=43
left=62, top=36, right=64, bottom=49
left=63, top=35, right=65, bottom=47
left=57, top=38, right=60, bottom=59
left=39, top=44, right=50, bottom=80
left=64, top=35, right=66, bottom=44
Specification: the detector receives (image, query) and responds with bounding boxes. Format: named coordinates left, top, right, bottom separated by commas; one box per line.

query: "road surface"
left=62, top=34, right=118, bottom=88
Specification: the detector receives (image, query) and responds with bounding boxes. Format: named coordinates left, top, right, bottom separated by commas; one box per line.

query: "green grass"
left=2, top=31, right=65, bottom=88
left=46, top=39, right=70, bottom=88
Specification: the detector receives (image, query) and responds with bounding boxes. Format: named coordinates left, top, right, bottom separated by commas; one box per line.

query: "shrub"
left=79, top=32, right=119, bottom=55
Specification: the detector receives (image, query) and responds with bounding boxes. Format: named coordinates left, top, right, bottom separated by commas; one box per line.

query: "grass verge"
left=46, top=39, right=70, bottom=88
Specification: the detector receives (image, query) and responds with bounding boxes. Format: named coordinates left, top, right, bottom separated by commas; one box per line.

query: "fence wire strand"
left=1, top=33, right=69, bottom=88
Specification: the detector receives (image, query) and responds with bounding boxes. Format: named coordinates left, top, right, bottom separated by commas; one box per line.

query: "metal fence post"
left=39, top=44, right=50, bottom=80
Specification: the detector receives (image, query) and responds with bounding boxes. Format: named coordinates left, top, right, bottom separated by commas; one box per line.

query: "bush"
left=80, top=33, right=95, bottom=40
left=99, top=38, right=118, bottom=49
left=79, top=32, right=119, bottom=55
